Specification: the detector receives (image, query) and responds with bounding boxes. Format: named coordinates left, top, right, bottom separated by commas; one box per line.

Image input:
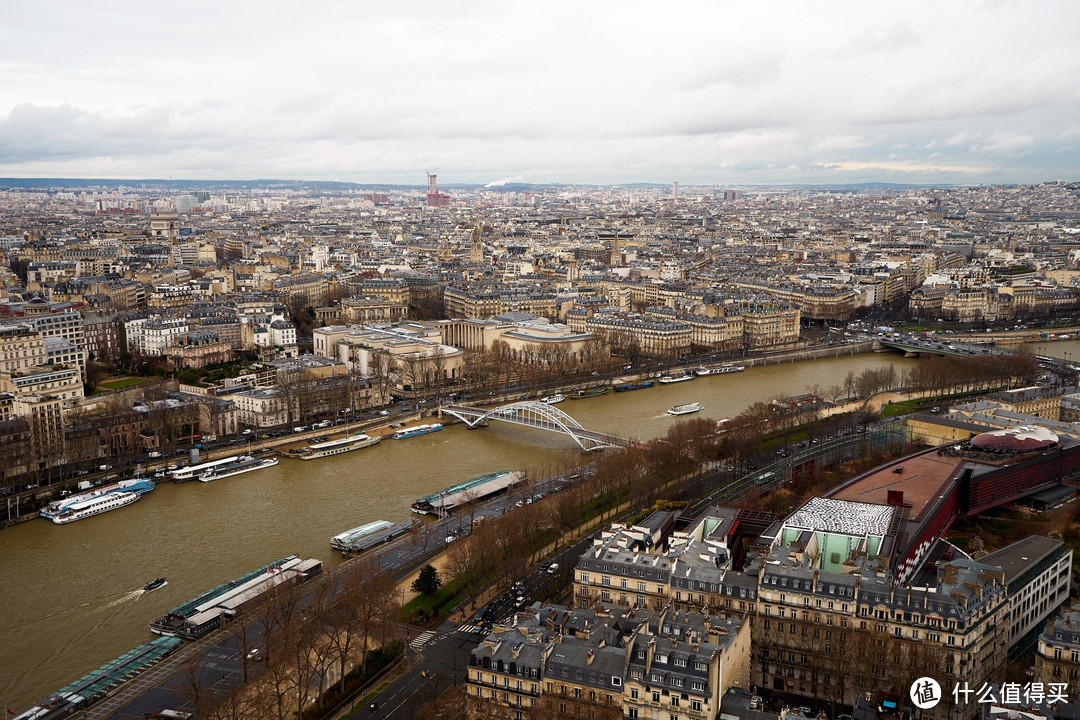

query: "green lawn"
left=98, top=377, right=145, bottom=390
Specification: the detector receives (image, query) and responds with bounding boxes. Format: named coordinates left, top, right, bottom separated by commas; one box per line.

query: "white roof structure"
left=784, top=497, right=894, bottom=537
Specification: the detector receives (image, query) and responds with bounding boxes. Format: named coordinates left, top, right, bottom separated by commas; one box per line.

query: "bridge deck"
left=441, top=403, right=630, bottom=450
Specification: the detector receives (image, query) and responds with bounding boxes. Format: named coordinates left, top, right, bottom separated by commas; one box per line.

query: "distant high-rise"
left=426, top=172, right=450, bottom=207
left=672, top=181, right=680, bottom=198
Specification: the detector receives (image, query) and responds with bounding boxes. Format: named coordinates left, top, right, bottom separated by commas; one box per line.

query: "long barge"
left=658, top=373, right=694, bottom=384
left=568, top=386, right=611, bottom=398
left=331, top=519, right=394, bottom=550
left=12, top=636, right=182, bottom=720
left=411, top=469, right=523, bottom=515
left=197, top=455, right=278, bottom=482
left=338, top=520, right=414, bottom=556
left=149, top=555, right=322, bottom=639
left=614, top=381, right=654, bottom=392
left=299, top=432, right=381, bottom=460
left=392, top=423, right=442, bottom=440
left=168, top=454, right=244, bottom=482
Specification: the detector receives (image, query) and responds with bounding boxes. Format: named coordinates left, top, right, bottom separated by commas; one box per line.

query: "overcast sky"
left=1, top=1, right=1077, bottom=186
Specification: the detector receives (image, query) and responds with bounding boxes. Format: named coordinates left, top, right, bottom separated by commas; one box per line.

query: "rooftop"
left=829, top=446, right=964, bottom=522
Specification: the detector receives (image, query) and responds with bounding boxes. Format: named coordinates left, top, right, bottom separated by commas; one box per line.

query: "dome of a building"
left=969, top=425, right=1058, bottom=452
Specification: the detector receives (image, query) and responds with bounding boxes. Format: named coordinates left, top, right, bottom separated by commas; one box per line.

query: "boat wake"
left=100, top=589, right=144, bottom=610
left=50, top=590, right=144, bottom=659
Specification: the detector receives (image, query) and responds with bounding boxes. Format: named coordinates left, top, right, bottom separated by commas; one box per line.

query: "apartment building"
left=1035, top=607, right=1080, bottom=700
left=165, top=331, right=232, bottom=370
left=124, top=314, right=189, bottom=355
left=985, top=386, right=1063, bottom=421
left=468, top=602, right=749, bottom=720
left=582, top=315, right=692, bottom=358
left=0, top=325, right=48, bottom=375
left=232, top=387, right=291, bottom=428
left=82, top=311, right=121, bottom=362
left=0, top=366, right=83, bottom=404
left=740, top=303, right=800, bottom=348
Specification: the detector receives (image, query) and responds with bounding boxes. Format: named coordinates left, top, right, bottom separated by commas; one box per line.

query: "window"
left=692, top=699, right=703, bottom=711
left=630, top=688, right=638, bottom=699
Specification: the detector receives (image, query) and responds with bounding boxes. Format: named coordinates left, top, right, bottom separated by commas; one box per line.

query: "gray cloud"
left=0, top=0, right=1077, bottom=184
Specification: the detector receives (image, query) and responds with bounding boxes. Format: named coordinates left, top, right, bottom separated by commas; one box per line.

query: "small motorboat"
left=143, top=577, right=168, bottom=592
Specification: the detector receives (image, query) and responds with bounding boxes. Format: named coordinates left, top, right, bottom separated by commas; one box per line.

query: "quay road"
left=354, top=535, right=596, bottom=720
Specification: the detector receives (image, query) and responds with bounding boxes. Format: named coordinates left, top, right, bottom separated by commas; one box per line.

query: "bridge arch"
left=440, top=401, right=626, bottom=451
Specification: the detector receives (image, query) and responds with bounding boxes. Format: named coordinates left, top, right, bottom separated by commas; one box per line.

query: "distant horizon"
left=1, top=175, right=1073, bottom=191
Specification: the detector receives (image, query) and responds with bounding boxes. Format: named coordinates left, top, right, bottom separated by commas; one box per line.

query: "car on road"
left=547, top=563, right=559, bottom=573
left=378, top=410, right=390, bottom=416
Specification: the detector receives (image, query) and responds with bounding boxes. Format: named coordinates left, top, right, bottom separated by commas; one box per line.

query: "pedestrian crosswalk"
left=409, top=630, right=436, bottom=650
left=455, top=623, right=486, bottom=634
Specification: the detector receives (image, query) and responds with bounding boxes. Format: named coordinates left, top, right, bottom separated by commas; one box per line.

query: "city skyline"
left=1, top=1, right=1078, bottom=185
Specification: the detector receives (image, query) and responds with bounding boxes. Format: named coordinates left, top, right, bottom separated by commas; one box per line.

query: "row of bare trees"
left=907, top=351, right=1038, bottom=393
left=191, top=559, right=400, bottom=720
left=454, top=339, right=615, bottom=395
left=440, top=421, right=730, bottom=608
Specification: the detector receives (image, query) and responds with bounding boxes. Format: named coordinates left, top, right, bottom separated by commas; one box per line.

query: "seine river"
left=0, top=351, right=916, bottom=709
